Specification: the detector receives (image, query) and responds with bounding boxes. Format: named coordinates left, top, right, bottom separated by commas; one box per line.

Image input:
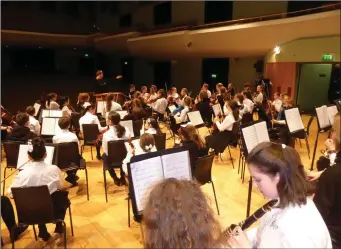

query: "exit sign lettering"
left=322, top=54, right=334, bottom=61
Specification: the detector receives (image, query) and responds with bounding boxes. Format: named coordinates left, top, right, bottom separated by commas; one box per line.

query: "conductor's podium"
left=94, top=92, right=126, bottom=106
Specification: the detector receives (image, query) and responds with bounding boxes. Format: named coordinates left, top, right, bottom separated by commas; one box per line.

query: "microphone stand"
left=1, top=160, right=30, bottom=184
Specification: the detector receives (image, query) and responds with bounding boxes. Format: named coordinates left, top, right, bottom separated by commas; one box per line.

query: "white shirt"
left=122, top=139, right=157, bottom=174
left=62, top=105, right=72, bottom=117
left=175, top=106, right=189, bottom=124
left=79, top=111, right=104, bottom=133
left=243, top=98, right=255, bottom=114
left=272, top=99, right=283, bottom=113
left=250, top=198, right=332, bottom=248
left=47, top=100, right=60, bottom=110
left=8, top=161, right=63, bottom=198
left=53, top=129, right=80, bottom=153
left=103, top=101, right=122, bottom=116
left=145, top=128, right=157, bottom=135
left=207, top=90, right=212, bottom=98
left=102, top=125, right=131, bottom=155
left=254, top=92, right=264, bottom=104
left=215, top=112, right=236, bottom=131
left=151, top=98, right=168, bottom=114
left=148, top=93, right=158, bottom=102
left=176, top=95, right=187, bottom=106
left=29, top=115, right=41, bottom=135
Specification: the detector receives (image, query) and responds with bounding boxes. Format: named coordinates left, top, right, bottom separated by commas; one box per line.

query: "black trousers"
left=102, top=153, right=125, bottom=180
left=38, top=191, right=70, bottom=236
left=1, top=196, right=16, bottom=233
left=65, top=169, right=79, bottom=184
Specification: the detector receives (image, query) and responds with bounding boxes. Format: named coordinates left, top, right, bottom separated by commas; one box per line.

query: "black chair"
left=103, top=140, right=128, bottom=202
left=153, top=133, right=166, bottom=151
left=2, top=141, right=23, bottom=195
left=81, top=124, right=99, bottom=160
left=193, top=154, right=220, bottom=215
left=54, top=142, right=89, bottom=200
left=291, top=115, right=314, bottom=159
left=11, top=186, right=74, bottom=249
left=133, top=119, right=143, bottom=138
left=241, top=113, right=253, bottom=124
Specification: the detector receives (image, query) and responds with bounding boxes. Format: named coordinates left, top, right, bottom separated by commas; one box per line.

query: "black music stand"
left=334, top=99, right=341, bottom=112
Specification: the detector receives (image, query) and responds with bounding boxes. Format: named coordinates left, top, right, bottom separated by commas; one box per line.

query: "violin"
left=212, top=113, right=225, bottom=134
left=1, top=106, right=17, bottom=126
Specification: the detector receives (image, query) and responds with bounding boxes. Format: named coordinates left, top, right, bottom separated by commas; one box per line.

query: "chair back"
left=231, top=121, right=241, bottom=141
left=3, top=141, right=22, bottom=167
left=54, top=142, right=80, bottom=170
left=241, top=113, right=253, bottom=124
left=107, top=140, right=128, bottom=167
left=193, top=154, right=215, bottom=185
left=71, top=112, right=81, bottom=131
left=133, top=119, right=143, bottom=138
left=82, top=124, right=99, bottom=143
left=11, top=186, right=55, bottom=225
left=145, top=107, right=153, bottom=118
left=306, top=115, right=314, bottom=136
left=153, top=133, right=166, bottom=151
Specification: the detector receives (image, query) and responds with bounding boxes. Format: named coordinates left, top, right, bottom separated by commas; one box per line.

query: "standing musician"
left=26, top=106, right=41, bottom=135
left=228, top=142, right=332, bottom=248
left=253, top=85, right=264, bottom=105
left=102, top=111, right=131, bottom=186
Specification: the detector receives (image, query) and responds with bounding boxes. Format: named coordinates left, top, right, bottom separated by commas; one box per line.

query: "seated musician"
left=144, top=117, right=162, bottom=135
left=150, top=89, right=168, bottom=119
left=103, top=93, right=122, bottom=118
left=201, top=83, right=212, bottom=98
left=167, top=87, right=179, bottom=104
left=26, top=106, right=41, bottom=135
left=273, top=93, right=290, bottom=126
left=270, top=92, right=283, bottom=114
left=79, top=102, right=105, bottom=160
left=227, top=82, right=235, bottom=97
left=123, top=99, right=147, bottom=121
left=234, top=94, right=246, bottom=116
left=8, top=138, right=70, bottom=242
left=214, top=100, right=240, bottom=132
left=175, top=124, right=208, bottom=173
left=7, top=113, right=37, bottom=142
left=127, top=84, right=136, bottom=100
left=242, top=91, right=255, bottom=114
left=253, top=85, right=264, bottom=105
left=75, top=93, right=90, bottom=114
left=170, top=96, right=192, bottom=134
left=1, top=123, right=12, bottom=141
left=147, top=85, right=158, bottom=104
left=140, top=86, right=149, bottom=100
left=243, top=82, right=251, bottom=92
left=172, top=88, right=188, bottom=114
left=195, top=90, right=213, bottom=126
left=60, top=96, right=73, bottom=117
left=53, top=117, right=80, bottom=186
left=102, top=111, right=131, bottom=186
left=46, top=92, right=60, bottom=110
left=133, top=91, right=148, bottom=109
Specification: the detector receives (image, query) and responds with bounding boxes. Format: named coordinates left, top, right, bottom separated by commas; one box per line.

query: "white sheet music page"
left=117, top=111, right=128, bottom=120
left=42, top=110, right=50, bottom=118
left=33, top=103, right=41, bottom=116
left=315, top=106, right=329, bottom=129
left=97, top=101, right=105, bottom=114
left=120, top=120, right=134, bottom=137
left=49, top=110, right=62, bottom=118
left=187, top=111, right=204, bottom=126
left=161, top=151, right=191, bottom=180
left=327, top=105, right=338, bottom=125
left=17, top=145, right=55, bottom=169
left=41, top=118, right=56, bottom=135
left=254, top=121, right=270, bottom=143
left=130, top=156, right=164, bottom=212
left=242, top=125, right=258, bottom=153
left=168, top=105, right=176, bottom=113
left=212, top=104, right=222, bottom=117
left=284, top=108, right=304, bottom=133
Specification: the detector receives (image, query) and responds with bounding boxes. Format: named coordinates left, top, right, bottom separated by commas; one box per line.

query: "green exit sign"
left=211, top=74, right=217, bottom=78
left=322, top=54, right=334, bottom=61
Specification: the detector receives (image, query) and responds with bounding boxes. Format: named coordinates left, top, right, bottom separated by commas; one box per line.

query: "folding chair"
left=81, top=124, right=99, bottom=160
left=153, top=133, right=166, bottom=151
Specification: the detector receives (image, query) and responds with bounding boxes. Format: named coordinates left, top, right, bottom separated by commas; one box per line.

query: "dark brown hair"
left=139, top=133, right=155, bottom=152
left=143, top=178, right=222, bottom=249
left=16, top=112, right=29, bottom=126
left=26, top=106, right=36, bottom=116
left=147, top=118, right=161, bottom=134
left=150, top=85, right=157, bottom=95
left=235, top=93, right=244, bottom=104
left=246, top=142, right=313, bottom=208
left=108, top=111, right=126, bottom=138
left=199, top=90, right=208, bottom=100
left=47, top=92, right=57, bottom=107
left=228, top=100, right=240, bottom=121
left=106, top=93, right=114, bottom=113
left=179, top=124, right=204, bottom=149
left=58, top=117, right=71, bottom=130
left=28, top=137, right=46, bottom=161
left=158, top=89, right=165, bottom=98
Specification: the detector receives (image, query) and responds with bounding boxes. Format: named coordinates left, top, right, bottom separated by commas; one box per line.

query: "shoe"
left=97, top=155, right=102, bottom=160
left=11, top=225, right=28, bottom=241
left=114, top=178, right=121, bottom=186
left=38, top=232, right=51, bottom=242
left=120, top=177, right=128, bottom=186
left=133, top=215, right=142, bottom=223
left=65, top=175, right=79, bottom=185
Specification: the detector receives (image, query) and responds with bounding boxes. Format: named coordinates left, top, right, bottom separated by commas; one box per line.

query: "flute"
left=224, top=199, right=278, bottom=236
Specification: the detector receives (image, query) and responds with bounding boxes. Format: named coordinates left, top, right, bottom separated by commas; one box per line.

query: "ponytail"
left=108, top=111, right=126, bottom=138
left=27, top=137, right=46, bottom=161
left=114, top=124, right=126, bottom=138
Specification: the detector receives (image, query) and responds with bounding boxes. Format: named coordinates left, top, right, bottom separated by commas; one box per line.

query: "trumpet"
left=224, top=199, right=278, bottom=236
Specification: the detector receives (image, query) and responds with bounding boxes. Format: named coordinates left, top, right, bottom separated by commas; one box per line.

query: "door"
left=296, top=63, right=332, bottom=112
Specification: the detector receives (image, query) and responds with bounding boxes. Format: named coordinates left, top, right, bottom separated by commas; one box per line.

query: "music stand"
left=334, top=98, right=341, bottom=112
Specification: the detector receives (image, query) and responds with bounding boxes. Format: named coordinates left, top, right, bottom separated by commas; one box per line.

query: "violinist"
left=270, top=92, right=283, bottom=114
left=243, top=82, right=251, bottom=92
left=75, top=93, right=90, bottom=115
left=60, top=96, right=74, bottom=118
left=150, top=89, right=168, bottom=118
left=127, top=84, right=136, bottom=100
left=273, top=93, right=291, bottom=125
left=144, top=117, right=162, bottom=135
left=122, top=99, right=147, bottom=121
left=141, top=86, right=149, bottom=100
left=172, top=88, right=188, bottom=114
left=195, top=90, right=213, bottom=126
left=103, top=93, right=122, bottom=118
left=1, top=124, right=12, bottom=140
left=26, top=106, right=41, bottom=135
left=213, top=100, right=240, bottom=132
left=227, top=82, right=235, bottom=97
left=167, top=87, right=179, bottom=104
left=169, top=96, right=192, bottom=135
left=147, top=85, right=158, bottom=104
left=46, top=92, right=60, bottom=110
left=201, top=83, right=212, bottom=98
left=242, top=91, right=255, bottom=114
left=79, top=102, right=105, bottom=160
left=102, top=111, right=131, bottom=186
left=7, top=112, right=37, bottom=142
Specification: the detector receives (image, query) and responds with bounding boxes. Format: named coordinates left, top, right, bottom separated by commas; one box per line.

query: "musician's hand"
left=228, top=226, right=252, bottom=249
left=213, top=117, right=220, bottom=123
left=6, top=126, right=13, bottom=133
left=306, top=170, right=324, bottom=181
left=325, top=139, right=335, bottom=151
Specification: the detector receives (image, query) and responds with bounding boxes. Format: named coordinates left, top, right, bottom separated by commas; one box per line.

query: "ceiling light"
left=274, top=46, right=280, bottom=55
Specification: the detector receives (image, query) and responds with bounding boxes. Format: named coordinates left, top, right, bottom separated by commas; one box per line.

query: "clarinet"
left=224, top=199, right=278, bottom=236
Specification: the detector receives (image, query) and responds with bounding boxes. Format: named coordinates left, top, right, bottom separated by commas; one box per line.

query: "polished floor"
left=1, top=115, right=329, bottom=248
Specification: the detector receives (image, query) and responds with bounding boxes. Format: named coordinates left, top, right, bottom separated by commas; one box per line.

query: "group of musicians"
left=1, top=79, right=340, bottom=248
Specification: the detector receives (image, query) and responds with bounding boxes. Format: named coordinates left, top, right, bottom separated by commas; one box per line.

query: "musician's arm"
left=216, top=116, right=233, bottom=132
left=7, top=174, right=21, bottom=198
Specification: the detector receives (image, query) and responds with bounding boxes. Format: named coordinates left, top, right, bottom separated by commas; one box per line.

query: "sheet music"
left=97, top=101, right=105, bottom=114
left=212, top=104, right=222, bottom=117
left=42, top=110, right=50, bottom=118
left=162, top=151, right=191, bottom=180
left=17, top=145, right=55, bottom=169
left=316, top=105, right=329, bottom=129
left=187, top=111, right=204, bottom=126
left=168, top=105, right=176, bottom=113
left=33, top=103, right=41, bottom=116
left=242, top=125, right=258, bottom=153
left=120, top=120, right=134, bottom=137
left=254, top=121, right=270, bottom=144
left=284, top=108, right=304, bottom=133
left=41, top=118, right=57, bottom=135
left=49, top=110, right=62, bottom=117
left=327, top=105, right=338, bottom=125
left=130, top=156, right=164, bottom=212
left=117, top=110, right=128, bottom=120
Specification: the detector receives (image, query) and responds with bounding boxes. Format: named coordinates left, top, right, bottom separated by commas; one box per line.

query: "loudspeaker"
left=254, top=60, right=264, bottom=73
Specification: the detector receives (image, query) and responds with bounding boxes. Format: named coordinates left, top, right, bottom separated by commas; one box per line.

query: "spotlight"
left=274, top=46, right=280, bottom=55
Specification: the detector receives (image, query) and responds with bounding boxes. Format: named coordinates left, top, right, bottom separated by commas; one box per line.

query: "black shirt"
left=196, top=99, right=213, bottom=126
left=7, top=126, right=37, bottom=142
